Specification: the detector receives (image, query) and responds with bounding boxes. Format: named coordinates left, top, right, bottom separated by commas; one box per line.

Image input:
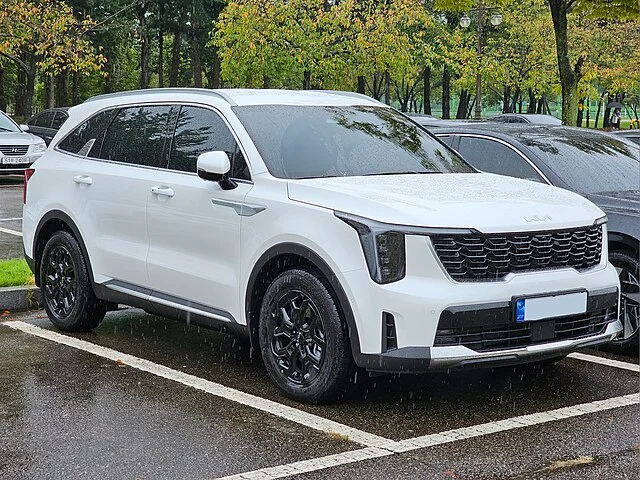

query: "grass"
left=0, top=258, right=35, bottom=288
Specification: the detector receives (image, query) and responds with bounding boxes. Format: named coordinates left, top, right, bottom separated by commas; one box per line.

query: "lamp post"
left=459, top=1, right=502, bottom=119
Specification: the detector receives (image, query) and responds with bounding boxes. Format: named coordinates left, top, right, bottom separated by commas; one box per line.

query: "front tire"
left=40, top=231, right=106, bottom=332
left=258, top=268, right=355, bottom=403
left=603, top=251, right=639, bottom=355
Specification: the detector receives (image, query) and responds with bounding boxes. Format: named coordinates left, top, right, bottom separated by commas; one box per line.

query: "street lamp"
left=459, top=1, right=502, bottom=119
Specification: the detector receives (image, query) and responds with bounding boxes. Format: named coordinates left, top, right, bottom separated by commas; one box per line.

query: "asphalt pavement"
left=0, top=176, right=23, bottom=260
left=1, top=308, right=638, bottom=479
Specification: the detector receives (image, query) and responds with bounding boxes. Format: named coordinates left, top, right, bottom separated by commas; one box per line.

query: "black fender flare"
left=245, top=242, right=363, bottom=359
left=33, top=210, right=95, bottom=286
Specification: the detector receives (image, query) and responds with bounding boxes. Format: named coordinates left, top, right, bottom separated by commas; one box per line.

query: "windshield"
left=233, top=105, right=473, bottom=179
left=518, top=129, right=640, bottom=194
left=0, top=111, right=20, bottom=133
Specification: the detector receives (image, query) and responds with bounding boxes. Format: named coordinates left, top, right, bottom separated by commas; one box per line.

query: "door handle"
left=151, top=185, right=175, bottom=197
left=73, top=175, right=93, bottom=185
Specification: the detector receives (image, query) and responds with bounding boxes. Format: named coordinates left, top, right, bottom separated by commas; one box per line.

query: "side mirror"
left=197, top=151, right=237, bottom=190
left=20, top=124, right=29, bottom=132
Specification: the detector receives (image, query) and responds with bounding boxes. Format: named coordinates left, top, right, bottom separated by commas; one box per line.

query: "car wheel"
left=603, top=251, right=639, bottom=355
left=259, top=268, right=355, bottom=403
left=40, top=231, right=106, bottom=332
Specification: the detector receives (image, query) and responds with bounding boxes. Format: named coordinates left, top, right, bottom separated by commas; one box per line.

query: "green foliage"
left=0, top=259, right=34, bottom=288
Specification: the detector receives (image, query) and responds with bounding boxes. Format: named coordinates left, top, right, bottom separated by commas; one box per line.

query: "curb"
left=0, top=285, right=42, bottom=311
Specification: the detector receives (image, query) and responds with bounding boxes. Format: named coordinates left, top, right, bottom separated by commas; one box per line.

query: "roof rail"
left=311, top=90, right=384, bottom=105
left=82, top=88, right=237, bottom=106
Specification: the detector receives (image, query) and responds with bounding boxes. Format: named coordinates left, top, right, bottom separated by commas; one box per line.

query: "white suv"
left=23, top=89, right=622, bottom=402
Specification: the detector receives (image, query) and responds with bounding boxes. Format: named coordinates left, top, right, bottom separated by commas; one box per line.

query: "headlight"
left=335, top=212, right=480, bottom=284
left=336, top=212, right=406, bottom=284
left=32, top=142, right=47, bottom=153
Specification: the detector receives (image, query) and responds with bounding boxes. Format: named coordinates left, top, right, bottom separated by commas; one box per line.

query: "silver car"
left=0, top=110, right=47, bottom=175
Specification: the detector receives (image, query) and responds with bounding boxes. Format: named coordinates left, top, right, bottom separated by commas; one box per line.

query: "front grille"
left=0, top=145, right=29, bottom=156
left=434, top=306, right=616, bottom=352
left=431, top=225, right=602, bottom=282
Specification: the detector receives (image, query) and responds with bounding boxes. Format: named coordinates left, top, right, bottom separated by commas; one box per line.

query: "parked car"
left=488, top=113, right=563, bottom=125
left=23, top=89, right=621, bottom=402
left=26, top=107, right=69, bottom=145
left=0, top=110, right=47, bottom=175
left=613, top=129, right=640, bottom=145
left=431, top=124, right=639, bottom=354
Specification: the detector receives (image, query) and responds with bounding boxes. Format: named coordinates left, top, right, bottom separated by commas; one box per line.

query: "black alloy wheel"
left=269, top=290, right=326, bottom=386
left=44, top=245, right=77, bottom=318
left=259, top=268, right=355, bottom=403
left=40, top=231, right=106, bottom=332
left=604, top=251, right=639, bottom=355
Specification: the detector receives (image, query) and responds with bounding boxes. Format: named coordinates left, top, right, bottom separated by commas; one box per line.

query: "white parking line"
left=218, top=393, right=639, bottom=479
left=0, top=226, right=22, bottom=237
left=4, top=320, right=639, bottom=480
left=568, top=352, right=639, bottom=372
left=3, top=321, right=397, bottom=450
left=0, top=217, right=22, bottom=222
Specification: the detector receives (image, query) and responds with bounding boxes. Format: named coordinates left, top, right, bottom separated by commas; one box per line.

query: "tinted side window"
left=168, top=106, right=250, bottom=180
left=100, top=105, right=171, bottom=167
left=51, top=112, right=67, bottom=129
left=58, top=109, right=116, bottom=157
left=457, top=137, right=544, bottom=182
left=35, top=111, right=55, bottom=128
left=437, top=134, right=455, bottom=147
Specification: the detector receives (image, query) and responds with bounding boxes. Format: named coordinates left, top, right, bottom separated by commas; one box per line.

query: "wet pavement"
left=0, top=177, right=23, bottom=260
left=1, top=308, right=638, bottom=479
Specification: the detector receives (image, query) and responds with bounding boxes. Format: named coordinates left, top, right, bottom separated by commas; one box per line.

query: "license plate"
left=0, top=156, right=28, bottom=165
left=515, top=291, right=587, bottom=322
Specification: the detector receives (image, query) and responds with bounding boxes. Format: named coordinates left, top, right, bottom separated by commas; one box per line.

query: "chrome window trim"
left=452, top=133, right=552, bottom=184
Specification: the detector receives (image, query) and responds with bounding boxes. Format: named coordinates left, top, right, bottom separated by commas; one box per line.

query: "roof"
left=82, top=88, right=383, bottom=108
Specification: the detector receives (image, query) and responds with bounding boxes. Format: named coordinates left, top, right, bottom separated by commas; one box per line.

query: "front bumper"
left=0, top=153, right=42, bottom=174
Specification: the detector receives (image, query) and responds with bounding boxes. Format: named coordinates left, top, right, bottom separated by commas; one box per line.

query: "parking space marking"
left=3, top=320, right=398, bottom=450
left=0, top=217, right=22, bottom=222
left=568, top=352, right=639, bottom=372
left=0, top=226, right=22, bottom=237
left=218, top=393, right=639, bottom=479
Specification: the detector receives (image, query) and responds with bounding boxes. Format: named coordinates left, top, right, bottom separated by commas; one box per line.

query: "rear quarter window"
left=57, top=109, right=117, bottom=157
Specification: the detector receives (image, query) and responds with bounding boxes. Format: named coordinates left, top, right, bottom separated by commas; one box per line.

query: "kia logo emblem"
left=524, top=215, right=552, bottom=222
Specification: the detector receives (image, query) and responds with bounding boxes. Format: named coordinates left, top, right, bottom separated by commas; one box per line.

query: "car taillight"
left=24, top=168, right=35, bottom=204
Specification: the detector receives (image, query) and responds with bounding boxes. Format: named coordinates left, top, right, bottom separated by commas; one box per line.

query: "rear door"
left=63, top=104, right=172, bottom=289
left=146, top=105, right=253, bottom=321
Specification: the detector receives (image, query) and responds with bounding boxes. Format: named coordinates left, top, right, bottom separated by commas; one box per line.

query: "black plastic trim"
left=245, top=243, right=364, bottom=364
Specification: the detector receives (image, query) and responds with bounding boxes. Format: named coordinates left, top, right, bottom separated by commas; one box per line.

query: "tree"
left=546, top=0, right=639, bottom=126
left=0, top=0, right=105, bottom=116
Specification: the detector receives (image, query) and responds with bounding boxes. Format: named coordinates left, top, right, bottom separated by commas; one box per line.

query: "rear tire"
left=602, top=251, right=639, bottom=356
left=40, top=231, right=106, bottom=332
left=258, top=268, right=355, bottom=403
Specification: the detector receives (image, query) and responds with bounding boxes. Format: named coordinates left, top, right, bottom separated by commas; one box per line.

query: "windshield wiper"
left=363, top=171, right=439, bottom=176
left=0, top=127, right=14, bottom=132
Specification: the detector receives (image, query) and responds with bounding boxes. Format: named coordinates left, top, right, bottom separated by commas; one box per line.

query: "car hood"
left=587, top=190, right=640, bottom=218
left=287, top=173, right=604, bottom=233
left=0, top=131, right=43, bottom=145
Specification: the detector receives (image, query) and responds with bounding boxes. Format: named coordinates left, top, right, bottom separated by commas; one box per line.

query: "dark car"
left=614, top=130, right=640, bottom=146
left=488, top=113, right=563, bottom=125
left=430, top=124, right=639, bottom=355
left=26, top=107, right=69, bottom=145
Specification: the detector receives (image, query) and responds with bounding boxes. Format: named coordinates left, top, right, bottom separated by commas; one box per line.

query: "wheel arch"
left=33, top=210, right=94, bottom=287
left=245, top=243, right=362, bottom=360
left=608, top=231, right=639, bottom=257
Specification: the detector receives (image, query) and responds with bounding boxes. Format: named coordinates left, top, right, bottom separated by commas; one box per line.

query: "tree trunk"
left=456, top=90, right=469, bottom=119
left=262, top=75, right=269, bottom=89
left=537, top=95, right=545, bottom=114
left=0, top=69, right=6, bottom=112
left=45, top=76, right=55, bottom=109
left=210, top=48, right=221, bottom=88
left=384, top=70, right=390, bottom=105
left=170, top=33, right=181, bottom=87
left=191, top=42, right=203, bottom=87
left=576, top=97, right=585, bottom=127
left=503, top=86, right=511, bottom=113
left=72, top=70, right=80, bottom=105
left=548, top=0, right=581, bottom=126
left=158, top=1, right=164, bottom=88
left=423, top=66, right=431, bottom=114
left=442, top=65, right=451, bottom=119
left=357, top=76, right=366, bottom=94
left=55, top=72, right=68, bottom=107
left=14, top=58, right=26, bottom=117
left=23, top=55, right=37, bottom=118
left=527, top=89, right=536, bottom=113
left=511, top=87, right=520, bottom=113
left=585, top=97, right=590, bottom=127
left=137, top=1, right=152, bottom=89
left=303, top=70, right=311, bottom=90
